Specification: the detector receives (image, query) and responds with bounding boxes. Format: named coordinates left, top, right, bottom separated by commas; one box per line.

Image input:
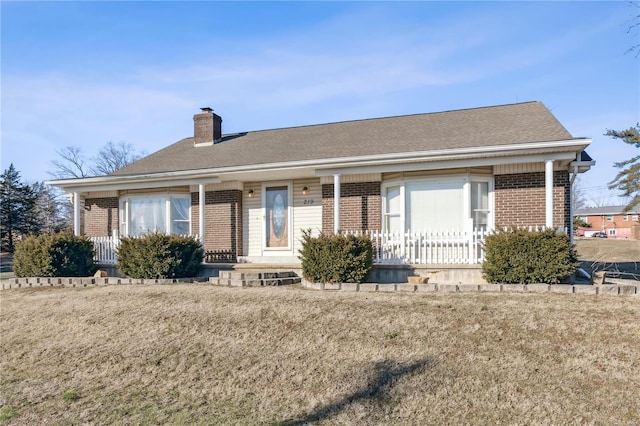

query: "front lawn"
left=1, top=285, right=638, bottom=424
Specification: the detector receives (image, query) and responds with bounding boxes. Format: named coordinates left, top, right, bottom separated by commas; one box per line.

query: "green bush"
left=13, top=232, right=96, bottom=277
left=117, top=233, right=204, bottom=279
left=299, top=230, right=373, bottom=283
left=482, top=228, right=579, bottom=284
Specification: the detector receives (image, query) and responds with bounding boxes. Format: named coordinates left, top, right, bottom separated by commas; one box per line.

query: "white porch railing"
left=90, top=236, right=119, bottom=264
left=89, top=234, right=200, bottom=265
left=344, top=228, right=490, bottom=265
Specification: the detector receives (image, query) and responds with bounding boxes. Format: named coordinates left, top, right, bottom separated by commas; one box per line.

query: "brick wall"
left=191, top=190, right=242, bottom=259
left=580, top=213, right=640, bottom=231
left=495, top=171, right=570, bottom=228
left=83, top=197, right=119, bottom=237
left=322, top=182, right=381, bottom=232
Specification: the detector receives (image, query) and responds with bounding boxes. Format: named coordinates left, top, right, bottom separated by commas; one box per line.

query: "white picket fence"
left=90, top=226, right=565, bottom=265
left=344, top=228, right=490, bottom=265
left=89, top=234, right=200, bottom=265
left=90, top=236, right=119, bottom=264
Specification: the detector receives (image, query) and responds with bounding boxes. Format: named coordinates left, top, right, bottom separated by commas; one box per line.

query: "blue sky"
left=2, top=1, right=639, bottom=206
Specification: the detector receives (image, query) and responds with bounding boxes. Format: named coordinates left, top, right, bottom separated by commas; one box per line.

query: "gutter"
left=48, top=138, right=592, bottom=191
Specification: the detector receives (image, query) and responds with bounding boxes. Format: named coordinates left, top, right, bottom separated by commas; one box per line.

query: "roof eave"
left=48, top=138, right=591, bottom=192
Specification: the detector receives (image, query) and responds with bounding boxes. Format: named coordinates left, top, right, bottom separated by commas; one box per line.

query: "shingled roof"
left=112, top=101, right=575, bottom=177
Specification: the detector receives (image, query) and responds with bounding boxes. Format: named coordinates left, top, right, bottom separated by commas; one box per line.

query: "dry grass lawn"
left=1, top=285, right=639, bottom=425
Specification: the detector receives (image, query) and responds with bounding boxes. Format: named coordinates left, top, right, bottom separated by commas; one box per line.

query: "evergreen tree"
left=0, top=164, right=38, bottom=251
left=31, top=182, right=71, bottom=233
left=606, top=124, right=640, bottom=211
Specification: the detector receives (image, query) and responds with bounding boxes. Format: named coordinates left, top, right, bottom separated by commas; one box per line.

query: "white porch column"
left=73, top=192, right=81, bottom=236
left=199, top=184, right=205, bottom=243
left=333, top=174, right=341, bottom=233
left=545, top=160, right=554, bottom=229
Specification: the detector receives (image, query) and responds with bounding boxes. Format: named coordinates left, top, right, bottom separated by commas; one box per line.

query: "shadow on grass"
left=279, top=358, right=435, bottom=425
left=581, top=261, right=639, bottom=280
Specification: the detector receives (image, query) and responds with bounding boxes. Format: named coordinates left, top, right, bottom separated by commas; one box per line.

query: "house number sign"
left=303, top=199, right=315, bottom=205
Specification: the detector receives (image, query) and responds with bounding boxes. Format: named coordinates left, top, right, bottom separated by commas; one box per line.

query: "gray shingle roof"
left=112, top=101, right=574, bottom=176
left=575, top=206, right=639, bottom=216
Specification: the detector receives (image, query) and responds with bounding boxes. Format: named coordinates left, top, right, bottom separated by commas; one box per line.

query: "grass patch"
left=62, top=389, right=79, bottom=401
left=0, top=406, right=17, bottom=422
left=1, top=285, right=639, bottom=424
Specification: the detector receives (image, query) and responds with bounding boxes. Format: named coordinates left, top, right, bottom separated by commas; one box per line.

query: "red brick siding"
left=580, top=213, right=639, bottom=231
left=322, top=182, right=381, bottom=232
left=495, top=171, right=570, bottom=228
left=83, top=197, right=119, bottom=237
left=191, top=190, right=242, bottom=258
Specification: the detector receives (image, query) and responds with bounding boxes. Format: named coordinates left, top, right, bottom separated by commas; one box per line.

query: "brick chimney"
left=194, top=107, right=222, bottom=145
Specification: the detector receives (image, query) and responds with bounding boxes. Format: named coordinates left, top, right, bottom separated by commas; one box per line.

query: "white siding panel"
left=320, top=173, right=382, bottom=184
left=494, top=163, right=563, bottom=175
left=243, top=183, right=263, bottom=256
left=292, top=179, right=322, bottom=255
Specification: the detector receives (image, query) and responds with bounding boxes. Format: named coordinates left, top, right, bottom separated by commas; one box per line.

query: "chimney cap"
left=200, top=107, right=213, bottom=113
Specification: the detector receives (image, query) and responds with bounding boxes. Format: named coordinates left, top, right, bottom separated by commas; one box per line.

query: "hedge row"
left=117, top=234, right=204, bottom=279
left=13, top=232, right=96, bottom=278
left=299, top=230, right=373, bottom=284
left=13, top=232, right=203, bottom=279
left=482, top=228, right=578, bottom=284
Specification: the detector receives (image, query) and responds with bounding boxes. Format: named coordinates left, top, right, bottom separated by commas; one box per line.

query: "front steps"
left=209, top=270, right=301, bottom=287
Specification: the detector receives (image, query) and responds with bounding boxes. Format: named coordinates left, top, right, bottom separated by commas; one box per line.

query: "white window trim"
left=261, top=181, right=294, bottom=256
left=381, top=174, right=494, bottom=233
left=119, top=193, right=191, bottom=237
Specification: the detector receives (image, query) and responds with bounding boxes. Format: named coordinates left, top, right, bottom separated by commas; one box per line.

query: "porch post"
left=73, top=192, right=81, bottom=236
left=545, top=160, right=554, bottom=228
left=333, top=174, right=341, bottom=233
left=199, top=184, right=205, bottom=243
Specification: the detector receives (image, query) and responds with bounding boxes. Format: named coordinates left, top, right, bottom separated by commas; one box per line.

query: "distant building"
left=575, top=206, right=640, bottom=239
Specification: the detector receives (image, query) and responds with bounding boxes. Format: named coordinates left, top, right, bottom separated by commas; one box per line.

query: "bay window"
left=382, top=176, right=493, bottom=232
left=120, top=194, right=191, bottom=236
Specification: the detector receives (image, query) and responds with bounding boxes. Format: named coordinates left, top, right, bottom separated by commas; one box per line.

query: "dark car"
left=592, top=231, right=607, bottom=238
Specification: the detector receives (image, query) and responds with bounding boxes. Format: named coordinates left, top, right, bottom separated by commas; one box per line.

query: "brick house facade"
left=495, top=171, right=571, bottom=229
left=191, top=190, right=242, bottom=260
left=51, top=101, right=594, bottom=265
left=321, top=182, right=382, bottom=232
left=575, top=206, right=640, bottom=239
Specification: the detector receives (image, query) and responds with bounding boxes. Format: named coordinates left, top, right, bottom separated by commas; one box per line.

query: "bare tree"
left=572, top=176, right=588, bottom=212
left=92, top=141, right=143, bottom=176
left=49, top=142, right=144, bottom=179
left=627, top=2, right=640, bottom=57
left=49, top=146, right=90, bottom=179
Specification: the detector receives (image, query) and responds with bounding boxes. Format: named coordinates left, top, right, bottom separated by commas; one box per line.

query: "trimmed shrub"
left=117, top=233, right=204, bottom=279
left=299, top=230, right=373, bottom=284
left=13, top=232, right=96, bottom=277
left=482, top=228, right=579, bottom=284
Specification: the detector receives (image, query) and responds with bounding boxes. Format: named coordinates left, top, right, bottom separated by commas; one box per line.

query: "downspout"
left=569, top=153, right=579, bottom=244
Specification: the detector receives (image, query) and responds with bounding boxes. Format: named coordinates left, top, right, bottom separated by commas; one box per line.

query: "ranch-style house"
left=49, top=101, right=594, bottom=283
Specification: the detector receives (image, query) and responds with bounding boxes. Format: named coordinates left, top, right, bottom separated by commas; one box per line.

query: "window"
left=623, top=215, right=629, bottom=221
left=633, top=215, right=639, bottom=221
left=382, top=176, right=492, bottom=233
left=608, top=229, right=616, bottom=236
left=580, top=216, right=588, bottom=223
left=120, top=194, right=191, bottom=236
left=471, top=181, right=489, bottom=231
left=606, top=216, right=614, bottom=222
left=384, top=185, right=402, bottom=232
